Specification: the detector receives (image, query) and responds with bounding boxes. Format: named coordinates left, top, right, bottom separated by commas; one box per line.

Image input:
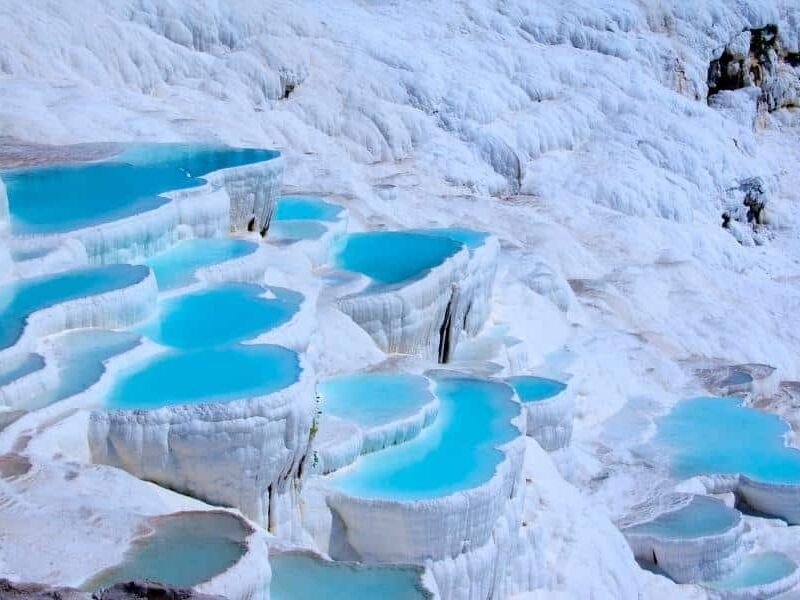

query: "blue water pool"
left=145, top=238, right=258, bottom=290
left=319, top=373, right=433, bottom=429
left=333, top=231, right=462, bottom=287
left=269, top=220, right=329, bottom=242
left=274, top=195, right=343, bottom=222
left=0, top=265, right=149, bottom=351
left=706, top=552, right=797, bottom=590
left=83, top=511, right=247, bottom=591
left=105, top=345, right=299, bottom=410
left=0, top=353, right=44, bottom=386
left=32, top=329, right=141, bottom=410
left=5, top=144, right=278, bottom=234
left=654, top=396, right=800, bottom=485
left=270, top=553, right=430, bottom=600
left=623, top=496, right=739, bottom=539
left=136, top=283, right=302, bottom=349
left=407, top=228, right=488, bottom=254
left=506, top=376, right=567, bottom=403
left=328, top=375, right=519, bottom=500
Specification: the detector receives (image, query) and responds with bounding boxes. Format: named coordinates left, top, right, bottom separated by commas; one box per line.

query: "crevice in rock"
left=707, top=24, right=800, bottom=112
left=438, top=287, right=456, bottom=364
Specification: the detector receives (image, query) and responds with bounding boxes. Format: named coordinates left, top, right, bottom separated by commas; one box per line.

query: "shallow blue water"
left=654, top=396, right=800, bottom=484
left=5, top=144, right=278, bottom=234
left=328, top=375, right=519, bottom=500
left=136, top=283, right=302, bottom=349
left=105, top=344, right=299, bottom=410
left=269, top=220, right=329, bottom=241
left=706, top=552, right=797, bottom=590
left=145, top=238, right=258, bottom=290
left=623, top=496, right=739, bottom=539
left=37, top=329, right=141, bottom=409
left=334, top=231, right=462, bottom=287
left=407, top=228, right=488, bottom=254
left=319, top=373, right=433, bottom=428
left=274, top=195, right=342, bottom=222
left=0, top=265, right=149, bottom=351
left=0, top=353, right=44, bottom=386
left=506, top=376, right=566, bottom=403
left=270, top=553, right=430, bottom=600
left=84, top=512, right=246, bottom=590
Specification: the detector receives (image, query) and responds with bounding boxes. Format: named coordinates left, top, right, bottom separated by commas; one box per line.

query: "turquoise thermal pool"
left=506, top=376, right=567, bottom=403
left=270, top=553, right=431, bottom=600
left=407, top=227, right=488, bottom=254
left=4, top=144, right=278, bottom=234
left=273, top=195, right=343, bottom=222
left=83, top=511, right=247, bottom=591
left=0, top=353, right=44, bottom=386
left=0, top=264, right=149, bottom=351
left=328, top=375, right=519, bottom=501
left=269, top=220, right=329, bottom=242
left=333, top=231, right=463, bottom=287
left=136, top=283, right=302, bottom=349
left=318, top=373, right=433, bottom=429
left=654, top=396, right=800, bottom=485
left=145, top=238, right=258, bottom=290
left=623, top=495, right=740, bottom=540
left=29, top=329, right=141, bottom=410
left=105, top=345, right=299, bottom=410
left=705, top=552, right=797, bottom=591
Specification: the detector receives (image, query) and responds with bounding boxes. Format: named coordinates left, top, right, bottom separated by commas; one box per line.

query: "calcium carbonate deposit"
left=1, top=1, right=800, bottom=599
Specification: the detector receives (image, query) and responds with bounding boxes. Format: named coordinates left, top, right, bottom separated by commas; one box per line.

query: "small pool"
left=270, top=553, right=431, bottom=600
left=145, top=238, right=258, bottom=290
left=273, top=195, right=343, bottom=223
left=83, top=511, right=247, bottom=591
left=333, top=231, right=463, bottom=287
left=506, top=376, right=567, bottom=403
left=705, top=552, right=797, bottom=591
left=0, top=353, right=44, bottom=387
left=105, top=344, right=299, bottom=410
left=407, top=228, right=488, bottom=255
left=35, top=329, right=140, bottom=409
left=269, top=220, right=329, bottom=242
left=5, top=144, right=278, bottom=235
left=623, top=495, right=739, bottom=540
left=136, top=283, right=302, bottom=349
left=319, top=373, right=433, bottom=429
left=0, top=264, right=149, bottom=351
left=328, top=375, right=519, bottom=501
left=654, top=396, right=800, bottom=485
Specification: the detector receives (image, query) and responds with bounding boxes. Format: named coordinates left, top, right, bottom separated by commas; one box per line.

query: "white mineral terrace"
left=2, top=1, right=800, bottom=599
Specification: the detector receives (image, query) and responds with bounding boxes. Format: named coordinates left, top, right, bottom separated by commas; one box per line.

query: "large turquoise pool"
left=506, top=376, right=567, bottom=403
left=145, top=238, right=258, bottom=290
left=407, top=228, right=488, bottom=254
left=654, top=396, right=800, bottom=485
left=328, top=375, right=519, bottom=500
left=136, top=283, right=302, bottom=349
left=84, top=511, right=247, bottom=591
left=5, top=144, right=278, bottom=234
left=318, top=373, right=433, bottom=429
left=333, top=231, right=463, bottom=287
left=105, top=345, right=299, bottom=410
left=270, top=553, right=431, bottom=600
left=0, top=264, right=149, bottom=351
left=623, top=495, right=739, bottom=540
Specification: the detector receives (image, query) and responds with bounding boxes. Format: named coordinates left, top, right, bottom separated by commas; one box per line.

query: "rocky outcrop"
left=708, top=25, right=800, bottom=113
